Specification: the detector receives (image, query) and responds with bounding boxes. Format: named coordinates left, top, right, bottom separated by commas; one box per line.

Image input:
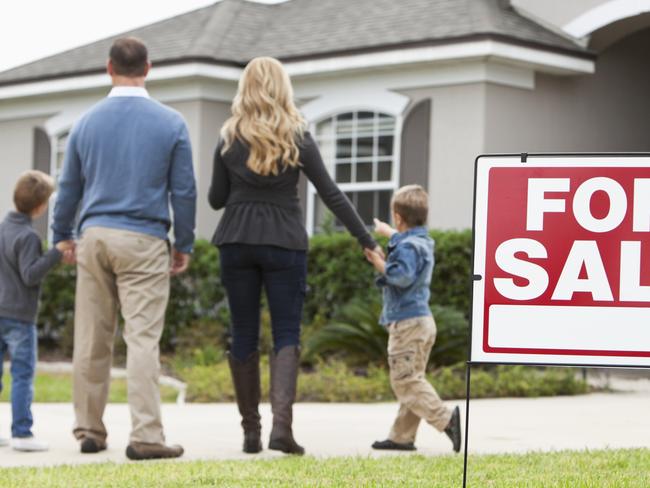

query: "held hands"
left=55, top=240, right=77, bottom=265
left=171, top=248, right=191, bottom=276
left=364, top=247, right=386, bottom=274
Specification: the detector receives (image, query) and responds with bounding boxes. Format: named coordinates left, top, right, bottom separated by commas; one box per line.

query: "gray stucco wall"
left=485, top=28, right=650, bottom=153
left=0, top=115, right=49, bottom=221
left=399, top=83, right=486, bottom=230
left=167, top=99, right=231, bottom=240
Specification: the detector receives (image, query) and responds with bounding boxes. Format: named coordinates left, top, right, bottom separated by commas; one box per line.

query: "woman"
left=208, top=57, right=379, bottom=455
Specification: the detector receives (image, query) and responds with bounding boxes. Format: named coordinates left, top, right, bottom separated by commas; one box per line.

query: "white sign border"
left=471, top=154, right=650, bottom=367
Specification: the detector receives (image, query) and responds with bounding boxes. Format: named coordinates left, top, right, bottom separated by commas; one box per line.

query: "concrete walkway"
left=1, top=390, right=649, bottom=468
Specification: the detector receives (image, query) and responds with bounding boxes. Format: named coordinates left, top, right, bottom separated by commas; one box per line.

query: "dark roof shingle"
left=0, top=0, right=588, bottom=86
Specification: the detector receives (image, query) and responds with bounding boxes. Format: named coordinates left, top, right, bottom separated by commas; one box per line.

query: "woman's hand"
left=373, top=218, right=396, bottom=239
left=364, top=248, right=386, bottom=274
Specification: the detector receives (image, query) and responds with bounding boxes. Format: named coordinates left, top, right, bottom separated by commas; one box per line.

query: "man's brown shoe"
left=125, top=442, right=184, bottom=460
left=80, top=437, right=107, bottom=454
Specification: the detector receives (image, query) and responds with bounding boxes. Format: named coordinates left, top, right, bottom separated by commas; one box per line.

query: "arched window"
left=307, top=110, right=399, bottom=233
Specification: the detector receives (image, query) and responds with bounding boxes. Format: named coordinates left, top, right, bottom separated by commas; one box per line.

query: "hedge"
left=177, top=359, right=588, bottom=403
left=38, top=230, right=472, bottom=354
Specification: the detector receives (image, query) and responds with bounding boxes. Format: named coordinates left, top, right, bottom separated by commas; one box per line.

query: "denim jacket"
left=377, top=226, right=434, bottom=325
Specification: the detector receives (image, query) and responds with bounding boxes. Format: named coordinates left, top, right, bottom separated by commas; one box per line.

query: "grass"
left=0, top=372, right=179, bottom=403
left=1, top=448, right=650, bottom=487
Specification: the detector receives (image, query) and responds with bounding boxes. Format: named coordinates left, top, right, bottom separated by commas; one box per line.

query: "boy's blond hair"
left=13, top=170, right=55, bottom=215
left=392, top=184, right=428, bottom=228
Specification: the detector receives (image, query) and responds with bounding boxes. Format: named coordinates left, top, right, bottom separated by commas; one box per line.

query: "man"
left=52, top=37, right=196, bottom=460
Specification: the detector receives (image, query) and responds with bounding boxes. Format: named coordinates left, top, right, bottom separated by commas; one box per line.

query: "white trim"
left=0, top=40, right=594, bottom=102
left=301, top=89, right=409, bottom=121
left=335, top=181, right=398, bottom=192
left=0, top=62, right=241, bottom=101
left=286, top=40, right=594, bottom=77
left=563, top=0, right=650, bottom=38
left=43, top=106, right=87, bottom=136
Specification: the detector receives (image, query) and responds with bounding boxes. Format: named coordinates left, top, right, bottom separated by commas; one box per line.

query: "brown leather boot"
left=228, top=351, right=262, bottom=453
left=268, top=345, right=304, bottom=455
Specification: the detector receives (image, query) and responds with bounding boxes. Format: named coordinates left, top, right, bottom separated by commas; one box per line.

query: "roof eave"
left=0, top=35, right=596, bottom=101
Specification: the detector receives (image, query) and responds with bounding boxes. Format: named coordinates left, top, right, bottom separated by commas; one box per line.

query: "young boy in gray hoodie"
left=0, top=171, right=72, bottom=451
left=365, top=185, right=461, bottom=453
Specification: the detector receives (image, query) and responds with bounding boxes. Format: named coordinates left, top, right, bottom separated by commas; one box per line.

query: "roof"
left=0, top=0, right=590, bottom=86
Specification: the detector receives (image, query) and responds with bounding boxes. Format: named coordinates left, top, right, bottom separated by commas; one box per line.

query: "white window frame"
left=306, top=108, right=403, bottom=235
left=46, top=129, right=70, bottom=243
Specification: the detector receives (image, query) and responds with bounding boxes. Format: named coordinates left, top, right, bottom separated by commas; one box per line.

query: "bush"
left=37, top=230, right=472, bottom=355
left=305, top=295, right=468, bottom=367
left=176, top=359, right=588, bottom=403
left=304, top=229, right=472, bottom=324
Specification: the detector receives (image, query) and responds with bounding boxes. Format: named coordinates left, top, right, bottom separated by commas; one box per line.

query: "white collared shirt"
left=108, top=86, right=150, bottom=98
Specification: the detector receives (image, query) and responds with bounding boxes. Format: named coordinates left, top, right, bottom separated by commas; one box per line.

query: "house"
left=0, top=0, right=648, bottom=240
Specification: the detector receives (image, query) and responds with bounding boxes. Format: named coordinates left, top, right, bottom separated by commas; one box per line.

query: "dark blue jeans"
left=0, top=317, right=37, bottom=438
left=219, top=244, right=307, bottom=361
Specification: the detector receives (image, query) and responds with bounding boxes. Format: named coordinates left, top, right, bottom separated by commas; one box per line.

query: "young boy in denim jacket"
left=365, top=185, right=461, bottom=452
left=0, top=171, right=73, bottom=451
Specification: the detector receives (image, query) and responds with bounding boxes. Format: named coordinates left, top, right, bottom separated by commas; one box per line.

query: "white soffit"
left=0, top=40, right=593, bottom=101
left=563, top=0, right=650, bottom=38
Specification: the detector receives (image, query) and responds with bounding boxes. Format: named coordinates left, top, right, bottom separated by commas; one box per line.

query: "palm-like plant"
left=305, top=296, right=469, bottom=367
left=305, top=298, right=388, bottom=365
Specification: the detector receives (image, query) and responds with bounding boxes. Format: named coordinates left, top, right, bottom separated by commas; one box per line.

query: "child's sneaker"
left=11, top=436, right=49, bottom=452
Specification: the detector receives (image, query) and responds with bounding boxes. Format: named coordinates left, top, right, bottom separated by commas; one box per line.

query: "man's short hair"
left=14, top=170, right=55, bottom=215
left=391, top=184, right=429, bottom=227
left=109, top=37, right=149, bottom=77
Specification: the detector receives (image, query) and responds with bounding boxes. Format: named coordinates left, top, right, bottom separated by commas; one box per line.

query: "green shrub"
left=305, top=230, right=472, bottom=324
left=176, top=359, right=588, bottom=403
left=305, top=295, right=468, bottom=367
left=37, top=230, right=472, bottom=356
left=304, top=298, right=387, bottom=365
left=433, top=364, right=589, bottom=400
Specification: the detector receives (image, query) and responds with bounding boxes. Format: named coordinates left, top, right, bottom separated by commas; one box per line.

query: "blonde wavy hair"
left=221, top=57, right=307, bottom=176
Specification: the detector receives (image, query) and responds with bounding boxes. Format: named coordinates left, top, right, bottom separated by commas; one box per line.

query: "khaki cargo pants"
left=72, top=227, right=170, bottom=445
left=387, top=315, right=452, bottom=444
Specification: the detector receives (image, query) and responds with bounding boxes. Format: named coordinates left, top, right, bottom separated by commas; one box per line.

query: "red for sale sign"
left=471, top=155, right=650, bottom=366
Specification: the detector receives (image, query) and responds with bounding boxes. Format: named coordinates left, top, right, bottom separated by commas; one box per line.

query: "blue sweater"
left=52, top=95, right=197, bottom=253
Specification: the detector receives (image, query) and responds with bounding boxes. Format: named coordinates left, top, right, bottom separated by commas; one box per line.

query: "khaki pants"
left=72, top=227, right=170, bottom=444
left=387, top=315, right=452, bottom=444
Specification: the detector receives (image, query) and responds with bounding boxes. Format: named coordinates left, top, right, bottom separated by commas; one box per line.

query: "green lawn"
left=0, top=372, right=178, bottom=403
left=2, top=449, right=650, bottom=487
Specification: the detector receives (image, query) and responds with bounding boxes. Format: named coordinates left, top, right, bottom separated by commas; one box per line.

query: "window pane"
left=335, top=163, right=352, bottom=183
left=336, top=138, right=353, bottom=158
left=316, top=136, right=336, bottom=170
left=336, top=113, right=354, bottom=136
left=378, top=160, right=392, bottom=181
left=378, top=114, right=395, bottom=132
left=357, top=112, right=375, bottom=136
left=356, top=191, right=374, bottom=225
left=314, top=196, right=329, bottom=233
left=356, top=136, right=374, bottom=158
left=377, top=135, right=393, bottom=156
left=356, top=162, right=373, bottom=183
left=378, top=190, right=392, bottom=223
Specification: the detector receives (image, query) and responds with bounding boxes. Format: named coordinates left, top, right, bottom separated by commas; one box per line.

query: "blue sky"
left=0, top=0, right=285, bottom=72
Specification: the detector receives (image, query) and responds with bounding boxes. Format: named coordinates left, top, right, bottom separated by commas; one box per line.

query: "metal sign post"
left=463, top=153, right=650, bottom=487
